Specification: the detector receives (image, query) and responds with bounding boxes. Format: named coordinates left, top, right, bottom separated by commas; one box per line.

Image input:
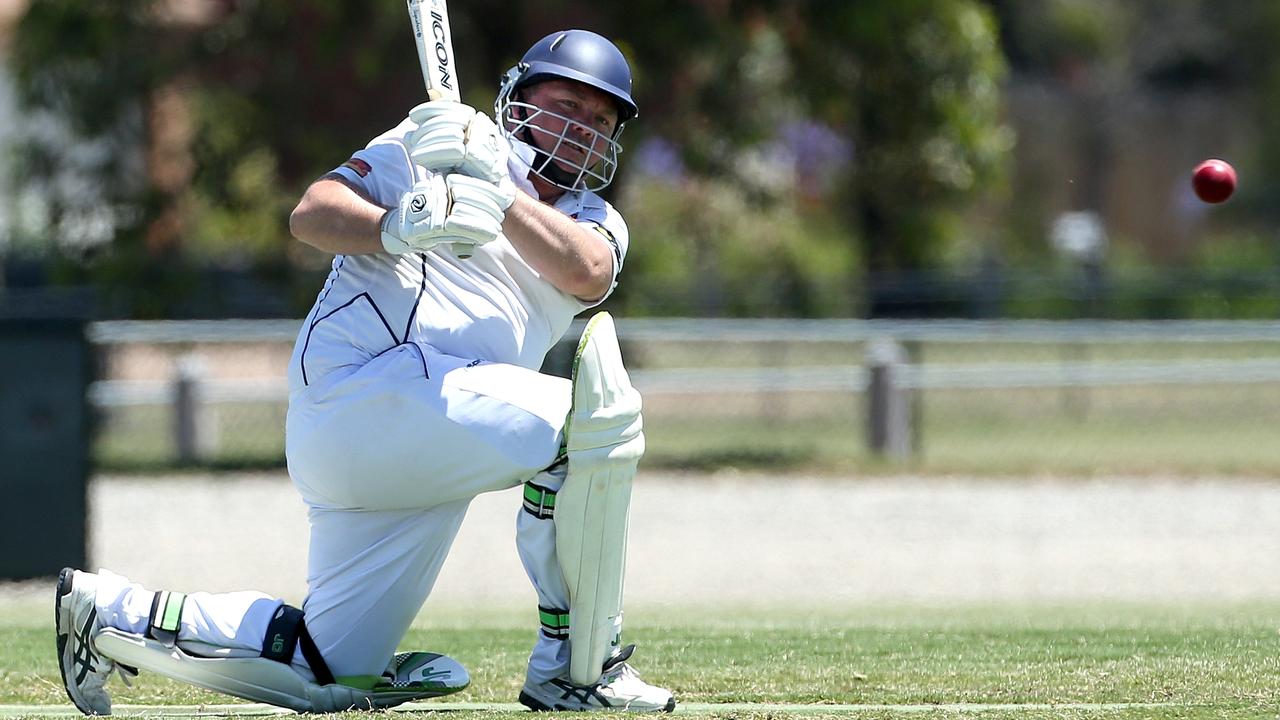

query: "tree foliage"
left=4, top=0, right=1016, bottom=317
left=11, top=1, right=1276, bottom=318
left=784, top=1, right=1012, bottom=276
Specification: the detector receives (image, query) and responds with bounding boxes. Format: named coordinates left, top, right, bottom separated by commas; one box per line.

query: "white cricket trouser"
left=94, top=341, right=585, bottom=682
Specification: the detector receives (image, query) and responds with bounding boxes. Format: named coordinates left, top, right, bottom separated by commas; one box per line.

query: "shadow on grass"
left=98, top=448, right=827, bottom=476
left=94, top=457, right=287, bottom=476
left=644, top=446, right=818, bottom=472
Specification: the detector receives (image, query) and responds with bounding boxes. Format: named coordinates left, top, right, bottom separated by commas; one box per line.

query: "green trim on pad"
left=569, top=311, right=608, bottom=408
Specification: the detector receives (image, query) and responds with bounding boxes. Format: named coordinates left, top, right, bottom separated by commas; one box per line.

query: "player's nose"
left=567, top=115, right=594, bottom=138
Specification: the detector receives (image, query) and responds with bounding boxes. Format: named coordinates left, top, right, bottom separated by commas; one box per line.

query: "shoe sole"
left=55, top=567, right=102, bottom=716
left=518, top=690, right=554, bottom=711
left=518, top=689, right=676, bottom=713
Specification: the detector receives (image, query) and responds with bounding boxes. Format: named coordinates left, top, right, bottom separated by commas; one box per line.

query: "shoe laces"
left=82, top=650, right=137, bottom=689
left=76, top=608, right=137, bottom=688
left=600, top=662, right=643, bottom=688
left=597, top=644, right=649, bottom=687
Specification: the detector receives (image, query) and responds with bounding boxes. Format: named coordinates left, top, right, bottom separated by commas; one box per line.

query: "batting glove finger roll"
left=407, top=101, right=473, bottom=171
left=380, top=173, right=509, bottom=254
left=409, top=103, right=509, bottom=185
left=381, top=176, right=448, bottom=254
left=444, top=174, right=513, bottom=236
left=407, top=99, right=475, bottom=128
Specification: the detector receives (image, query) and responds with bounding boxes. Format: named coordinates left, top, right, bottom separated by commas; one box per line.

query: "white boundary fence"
left=86, top=319, right=1280, bottom=462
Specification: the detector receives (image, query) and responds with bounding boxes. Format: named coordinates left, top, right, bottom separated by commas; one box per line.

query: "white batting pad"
left=94, top=629, right=468, bottom=713
left=556, top=312, right=644, bottom=685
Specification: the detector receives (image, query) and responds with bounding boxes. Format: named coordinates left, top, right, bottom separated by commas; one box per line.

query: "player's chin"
left=554, top=147, right=603, bottom=171
left=550, top=155, right=587, bottom=174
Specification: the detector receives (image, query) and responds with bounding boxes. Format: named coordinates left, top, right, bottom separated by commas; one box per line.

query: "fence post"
left=866, top=338, right=912, bottom=460
left=173, top=355, right=215, bottom=463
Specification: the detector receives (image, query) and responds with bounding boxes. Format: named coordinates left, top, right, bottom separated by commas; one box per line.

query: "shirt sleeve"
left=327, top=120, right=418, bottom=208
left=575, top=200, right=630, bottom=308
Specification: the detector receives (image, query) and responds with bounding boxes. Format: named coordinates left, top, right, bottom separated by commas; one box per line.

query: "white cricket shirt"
left=288, top=115, right=629, bottom=391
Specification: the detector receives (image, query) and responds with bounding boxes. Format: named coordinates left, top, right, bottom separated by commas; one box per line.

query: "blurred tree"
left=783, top=1, right=1013, bottom=315
left=528, top=1, right=1011, bottom=317
left=990, top=0, right=1280, bottom=246
left=15, top=0, right=1279, bottom=320
left=8, top=0, right=437, bottom=316
left=8, top=0, right=184, bottom=314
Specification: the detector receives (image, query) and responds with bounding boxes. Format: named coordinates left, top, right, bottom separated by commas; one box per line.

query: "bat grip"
left=423, top=90, right=470, bottom=259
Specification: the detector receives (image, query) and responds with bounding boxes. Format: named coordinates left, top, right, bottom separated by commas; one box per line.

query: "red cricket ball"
left=1191, top=159, right=1237, bottom=204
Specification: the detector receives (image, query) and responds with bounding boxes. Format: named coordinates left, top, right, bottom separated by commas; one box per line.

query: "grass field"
left=640, top=382, right=1280, bottom=476
left=69, top=334, right=1280, bottom=717
left=3, top=600, right=1278, bottom=719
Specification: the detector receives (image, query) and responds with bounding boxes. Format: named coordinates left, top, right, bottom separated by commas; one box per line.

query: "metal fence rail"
left=88, top=317, right=1280, bottom=345
left=89, top=319, right=303, bottom=344
left=616, top=318, right=1280, bottom=344
left=84, top=318, right=1280, bottom=464
left=87, top=317, right=1280, bottom=399
left=630, top=358, right=1280, bottom=394
left=87, top=378, right=290, bottom=407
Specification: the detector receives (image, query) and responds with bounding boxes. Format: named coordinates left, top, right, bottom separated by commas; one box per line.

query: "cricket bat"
left=407, top=0, right=460, bottom=103
left=406, top=0, right=471, bottom=257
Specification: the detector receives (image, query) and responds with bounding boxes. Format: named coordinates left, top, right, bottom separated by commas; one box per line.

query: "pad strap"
left=602, top=643, right=635, bottom=673
left=147, top=590, right=186, bottom=647
left=260, top=604, right=336, bottom=686
left=523, top=482, right=557, bottom=519
left=538, top=605, right=570, bottom=640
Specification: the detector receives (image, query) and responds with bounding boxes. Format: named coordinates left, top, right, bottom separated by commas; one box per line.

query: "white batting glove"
left=408, top=101, right=511, bottom=192
left=380, top=174, right=512, bottom=255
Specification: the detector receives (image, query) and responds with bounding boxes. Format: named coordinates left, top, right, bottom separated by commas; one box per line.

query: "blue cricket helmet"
left=511, top=29, right=638, bottom=122
left=495, top=30, right=637, bottom=192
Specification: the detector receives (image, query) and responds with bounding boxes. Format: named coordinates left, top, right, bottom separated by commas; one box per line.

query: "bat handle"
left=419, top=92, right=471, bottom=256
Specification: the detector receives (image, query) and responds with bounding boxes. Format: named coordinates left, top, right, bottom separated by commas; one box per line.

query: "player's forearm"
left=502, top=193, right=614, bottom=301
left=289, top=178, right=387, bottom=255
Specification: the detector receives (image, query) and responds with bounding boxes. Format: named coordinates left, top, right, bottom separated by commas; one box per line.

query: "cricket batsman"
left=55, top=29, right=675, bottom=714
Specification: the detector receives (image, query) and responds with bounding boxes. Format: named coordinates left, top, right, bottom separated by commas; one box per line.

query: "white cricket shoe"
left=519, top=645, right=675, bottom=712
left=55, top=568, right=136, bottom=716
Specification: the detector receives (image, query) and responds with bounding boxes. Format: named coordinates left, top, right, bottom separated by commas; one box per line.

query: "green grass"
left=638, top=382, right=1280, bottom=477
left=4, top=601, right=1279, bottom=719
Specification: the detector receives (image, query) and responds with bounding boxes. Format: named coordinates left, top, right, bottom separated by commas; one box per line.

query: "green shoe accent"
left=334, top=674, right=380, bottom=691
left=337, top=652, right=470, bottom=695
